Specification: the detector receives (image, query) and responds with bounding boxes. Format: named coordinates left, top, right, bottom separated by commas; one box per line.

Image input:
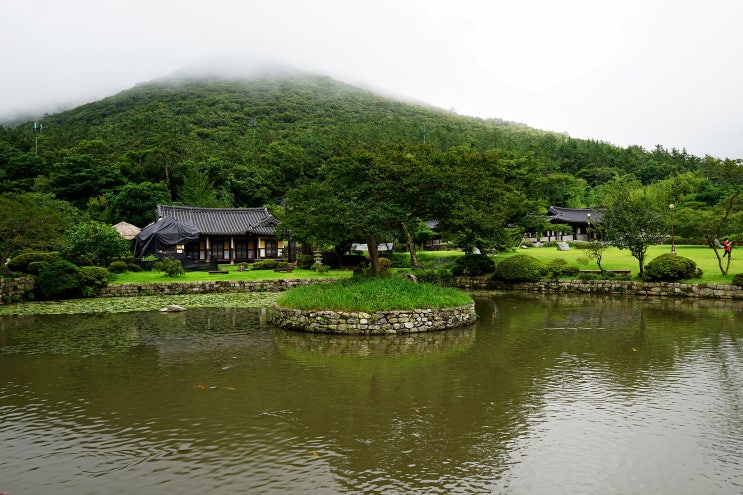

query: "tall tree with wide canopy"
left=282, top=145, right=524, bottom=274
left=688, top=157, right=743, bottom=275
left=107, top=181, right=171, bottom=227
left=595, top=177, right=669, bottom=277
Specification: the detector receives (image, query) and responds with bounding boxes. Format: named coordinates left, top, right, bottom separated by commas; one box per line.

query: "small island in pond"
left=273, top=277, right=477, bottom=335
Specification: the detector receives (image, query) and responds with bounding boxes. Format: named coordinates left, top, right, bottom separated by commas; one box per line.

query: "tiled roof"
left=156, top=205, right=279, bottom=236
left=547, top=206, right=604, bottom=225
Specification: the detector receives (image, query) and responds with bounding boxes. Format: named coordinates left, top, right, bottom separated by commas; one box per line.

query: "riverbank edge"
left=4, top=275, right=743, bottom=305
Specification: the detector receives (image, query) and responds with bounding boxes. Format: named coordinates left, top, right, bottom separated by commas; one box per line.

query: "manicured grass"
left=110, top=266, right=353, bottom=284
left=277, top=277, right=472, bottom=312
left=496, top=244, right=738, bottom=284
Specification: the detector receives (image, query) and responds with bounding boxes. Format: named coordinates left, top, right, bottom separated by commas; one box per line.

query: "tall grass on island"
left=277, top=277, right=472, bottom=313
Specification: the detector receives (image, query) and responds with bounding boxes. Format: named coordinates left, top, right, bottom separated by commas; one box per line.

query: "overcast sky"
left=2, top=0, right=742, bottom=158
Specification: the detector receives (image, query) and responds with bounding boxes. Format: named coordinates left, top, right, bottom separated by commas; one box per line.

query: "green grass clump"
left=277, top=277, right=472, bottom=312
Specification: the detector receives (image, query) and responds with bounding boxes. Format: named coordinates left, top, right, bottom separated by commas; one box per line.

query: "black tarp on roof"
left=134, top=216, right=200, bottom=258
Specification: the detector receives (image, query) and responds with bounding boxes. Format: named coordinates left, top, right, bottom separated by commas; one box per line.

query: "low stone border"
left=0, top=277, right=35, bottom=304
left=458, top=276, right=743, bottom=299
left=273, top=303, right=477, bottom=335
left=96, top=278, right=342, bottom=298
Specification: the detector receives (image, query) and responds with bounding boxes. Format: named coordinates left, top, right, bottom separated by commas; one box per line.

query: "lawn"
left=111, top=265, right=353, bottom=284
left=496, top=244, right=737, bottom=284
left=110, top=245, right=739, bottom=286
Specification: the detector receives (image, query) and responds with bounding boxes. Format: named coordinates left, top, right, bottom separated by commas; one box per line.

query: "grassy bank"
left=111, top=266, right=352, bottom=284
left=277, top=277, right=472, bottom=313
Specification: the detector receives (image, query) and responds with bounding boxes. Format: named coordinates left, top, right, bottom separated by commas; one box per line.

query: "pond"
left=1, top=293, right=742, bottom=494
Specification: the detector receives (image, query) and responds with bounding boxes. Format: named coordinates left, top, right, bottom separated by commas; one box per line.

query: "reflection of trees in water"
left=4, top=299, right=743, bottom=493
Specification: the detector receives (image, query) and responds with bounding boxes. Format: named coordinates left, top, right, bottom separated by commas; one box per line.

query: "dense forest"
left=2, top=71, right=742, bottom=275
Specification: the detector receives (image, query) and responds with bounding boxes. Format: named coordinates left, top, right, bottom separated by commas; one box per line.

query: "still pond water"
left=1, top=293, right=743, bottom=494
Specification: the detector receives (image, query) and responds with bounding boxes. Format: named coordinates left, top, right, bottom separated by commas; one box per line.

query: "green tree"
left=107, top=181, right=171, bottom=227
left=177, top=164, right=232, bottom=207
left=0, top=193, right=82, bottom=265
left=47, top=152, right=125, bottom=208
left=63, top=220, right=132, bottom=267
left=690, top=157, right=743, bottom=275
left=597, top=177, right=669, bottom=277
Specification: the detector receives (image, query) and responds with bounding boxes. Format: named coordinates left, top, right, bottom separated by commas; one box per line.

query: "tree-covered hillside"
left=4, top=71, right=743, bottom=278
left=2, top=73, right=702, bottom=213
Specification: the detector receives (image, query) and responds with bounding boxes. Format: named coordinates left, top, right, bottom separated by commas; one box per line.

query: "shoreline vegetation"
left=1, top=245, right=740, bottom=316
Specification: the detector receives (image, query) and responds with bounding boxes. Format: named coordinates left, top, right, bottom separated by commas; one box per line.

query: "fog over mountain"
left=3, top=1, right=743, bottom=158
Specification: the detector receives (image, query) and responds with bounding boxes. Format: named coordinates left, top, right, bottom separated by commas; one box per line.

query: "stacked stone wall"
left=0, top=277, right=35, bottom=304
left=96, top=278, right=341, bottom=298
left=458, top=276, right=743, bottom=299
left=273, top=303, right=477, bottom=335
left=6, top=275, right=743, bottom=306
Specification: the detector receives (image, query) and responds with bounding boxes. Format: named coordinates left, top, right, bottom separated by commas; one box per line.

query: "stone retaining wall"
left=273, top=303, right=478, bottom=335
left=0, top=277, right=35, bottom=304
left=96, top=277, right=342, bottom=297
left=6, top=275, right=743, bottom=306
left=458, top=276, right=743, bottom=299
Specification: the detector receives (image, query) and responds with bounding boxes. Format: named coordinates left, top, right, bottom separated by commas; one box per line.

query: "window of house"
left=265, top=240, right=278, bottom=258
left=235, top=240, right=248, bottom=260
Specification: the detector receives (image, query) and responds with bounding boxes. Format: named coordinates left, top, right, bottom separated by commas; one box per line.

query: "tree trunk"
left=366, top=233, right=380, bottom=275
left=401, top=222, right=419, bottom=269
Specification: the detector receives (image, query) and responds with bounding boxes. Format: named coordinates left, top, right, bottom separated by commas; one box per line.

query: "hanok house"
left=547, top=206, right=604, bottom=242
left=134, top=204, right=287, bottom=265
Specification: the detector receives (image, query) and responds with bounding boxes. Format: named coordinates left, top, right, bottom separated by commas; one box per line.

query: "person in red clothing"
left=723, top=238, right=732, bottom=258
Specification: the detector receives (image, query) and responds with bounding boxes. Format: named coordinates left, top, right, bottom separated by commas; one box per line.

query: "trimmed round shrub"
left=451, top=254, right=496, bottom=276
left=36, top=260, right=81, bottom=299
left=252, top=259, right=279, bottom=270
left=6, top=252, right=61, bottom=273
left=732, top=273, right=743, bottom=286
left=126, top=263, right=143, bottom=272
left=493, top=254, right=547, bottom=282
left=643, top=254, right=700, bottom=282
left=79, top=266, right=110, bottom=297
left=107, top=261, right=129, bottom=273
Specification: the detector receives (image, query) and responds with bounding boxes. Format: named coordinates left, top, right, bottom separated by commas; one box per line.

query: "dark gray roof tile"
left=156, top=205, right=279, bottom=236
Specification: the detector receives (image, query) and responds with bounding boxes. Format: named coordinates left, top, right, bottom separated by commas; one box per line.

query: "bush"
left=161, top=257, right=185, bottom=277
left=732, top=273, right=743, bottom=286
left=412, top=267, right=454, bottom=286
left=388, top=252, right=410, bottom=268
left=296, top=254, right=314, bottom=269
left=252, top=259, right=278, bottom=270
left=378, top=257, right=392, bottom=276
left=64, top=220, right=131, bottom=267
left=126, top=263, right=143, bottom=272
left=107, top=261, right=129, bottom=273
left=79, top=266, right=110, bottom=297
left=36, top=260, right=81, bottom=299
left=27, top=261, right=50, bottom=275
left=312, top=262, right=330, bottom=273
left=6, top=252, right=61, bottom=273
left=643, top=253, right=700, bottom=282
left=493, top=254, right=547, bottom=282
left=451, top=254, right=496, bottom=276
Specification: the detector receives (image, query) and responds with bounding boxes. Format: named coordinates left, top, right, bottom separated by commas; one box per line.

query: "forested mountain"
left=1, top=71, right=703, bottom=218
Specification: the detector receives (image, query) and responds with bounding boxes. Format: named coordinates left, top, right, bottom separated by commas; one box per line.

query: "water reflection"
left=1, top=295, right=743, bottom=494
